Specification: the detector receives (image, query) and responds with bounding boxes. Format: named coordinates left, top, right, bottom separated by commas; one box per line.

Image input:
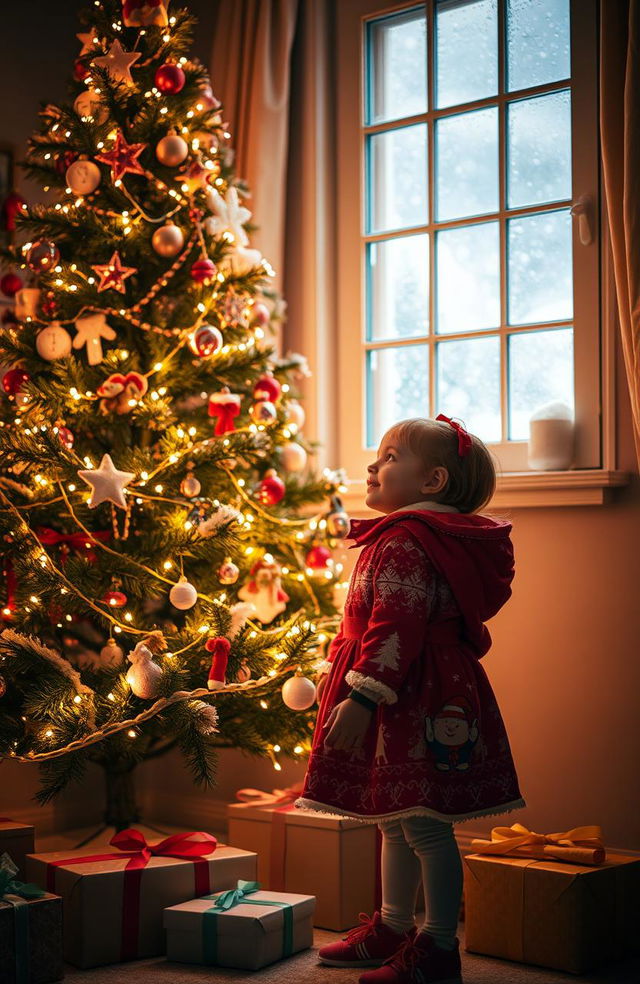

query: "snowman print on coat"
left=425, top=696, right=479, bottom=771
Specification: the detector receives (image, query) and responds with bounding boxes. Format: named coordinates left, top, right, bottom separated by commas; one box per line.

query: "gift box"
left=25, top=829, right=257, bottom=969
left=227, top=787, right=378, bottom=931
left=164, top=878, right=315, bottom=970
left=0, top=854, right=63, bottom=984
left=0, top=821, right=35, bottom=880
left=463, top=824, right=640, bottom=974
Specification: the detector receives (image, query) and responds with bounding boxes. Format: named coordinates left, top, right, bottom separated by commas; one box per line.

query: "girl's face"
left=366, top=434, right=448, bottom=514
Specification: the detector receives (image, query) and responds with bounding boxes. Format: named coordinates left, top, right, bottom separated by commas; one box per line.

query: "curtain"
left=600, top=0, right=640, bottom=471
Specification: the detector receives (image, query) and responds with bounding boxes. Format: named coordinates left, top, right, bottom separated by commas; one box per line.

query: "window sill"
left=338, top=470, right=632, bottom=511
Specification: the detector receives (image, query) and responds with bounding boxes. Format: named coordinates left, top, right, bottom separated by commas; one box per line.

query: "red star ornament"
left=176, top=159, right=212, bottom=194
left=96, top=131, right=147, bottom=183
left=92, top=252, right=137, bottom=293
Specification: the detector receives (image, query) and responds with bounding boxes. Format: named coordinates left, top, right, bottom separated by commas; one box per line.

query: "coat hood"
left=347, top=505, right=515, bottom=659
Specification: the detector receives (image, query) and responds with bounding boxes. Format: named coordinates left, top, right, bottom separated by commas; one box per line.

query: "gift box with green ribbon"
left=0, top=853, right=63, bottom=984
left=164, top=878, right=315, bottom=970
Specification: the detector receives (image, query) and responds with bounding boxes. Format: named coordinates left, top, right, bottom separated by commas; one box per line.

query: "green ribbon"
left=1, top=871, right=46, bottom=984
left=201, top=879, right=294, bottom=965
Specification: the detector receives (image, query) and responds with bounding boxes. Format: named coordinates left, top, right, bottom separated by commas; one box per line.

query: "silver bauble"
left=169, top=577, right=198, bottom=610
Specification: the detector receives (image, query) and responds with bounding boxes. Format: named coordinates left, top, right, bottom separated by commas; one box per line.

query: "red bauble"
left=74, top=59, right=90, bottom=81
left=305, top=544, right=332, bottom=570
left=251, top=303, right=270, bottom=326
left=155, top=63, right=185, bottom=94
left=2, top=192, right=27, bottom=232
left=41, top=292, right=58, bottom=317
left=26, top=240, right=60, bottom=273
left=190, top=258, right=217, bottom=285
left=55, top=151, right=77, bottom=176
left=57, top=426, right=74, bottom=450
left=2, top=368, right=30, bottom=397
left=103, top=589, right=127, bottom=608
left=189, top=324, right=223, bottom=357
left=0, top=273, right=22, bottom=298
left=255, top=469, right=285, bottom=506
left=253, top=373, right=281, bottom=403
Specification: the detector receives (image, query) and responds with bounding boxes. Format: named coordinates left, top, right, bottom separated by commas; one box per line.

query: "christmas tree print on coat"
left=425, top=696, right=479, bottom=771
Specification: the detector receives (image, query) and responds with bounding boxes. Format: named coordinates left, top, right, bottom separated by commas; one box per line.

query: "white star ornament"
left=78, top=454, right=136, bottom=510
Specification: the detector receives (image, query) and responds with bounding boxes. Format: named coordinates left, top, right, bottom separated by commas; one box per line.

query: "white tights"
left=378, top=814, right=463, bottom=949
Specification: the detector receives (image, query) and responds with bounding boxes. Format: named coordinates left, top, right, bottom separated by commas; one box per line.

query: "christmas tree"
left=0, top=0, right=350, bottom=828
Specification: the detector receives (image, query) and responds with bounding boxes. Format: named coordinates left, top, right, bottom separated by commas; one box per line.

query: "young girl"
left=293, top=414, right=526, bottom=984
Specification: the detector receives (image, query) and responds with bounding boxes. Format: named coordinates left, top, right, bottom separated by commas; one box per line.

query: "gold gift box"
left=463, top=850, right=640, bottom=974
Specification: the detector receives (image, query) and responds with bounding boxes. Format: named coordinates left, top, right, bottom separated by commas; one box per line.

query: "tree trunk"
left=103, top=764, right=140, bottom=830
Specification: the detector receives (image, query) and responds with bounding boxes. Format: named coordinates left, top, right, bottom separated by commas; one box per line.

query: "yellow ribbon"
left=471, top=822, right=606, bottom=865
left=233, top=782, right=305, bottom=809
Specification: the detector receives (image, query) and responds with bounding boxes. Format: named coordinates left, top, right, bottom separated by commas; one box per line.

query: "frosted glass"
left=436, top=0, right=498, bottom=109
left=436, top=222, right=500, bottom=334
left=436, top=106, right=499, bottom=221
left=367, top=235, right=429, bottom=341
left=507, top=90, right=572, bottom=208
left=508, top=209, right=573, bottom=324
left=507, top=0, right=570, bottom=92
left=367, top=124, right=428, bottom=233
left=436, top=335, right=501, bottom=442
left=367, top=9, right=427, bottom=124
left=366, top=345, right=429, bottom=446
left=508, top=328, right=574, bottom=439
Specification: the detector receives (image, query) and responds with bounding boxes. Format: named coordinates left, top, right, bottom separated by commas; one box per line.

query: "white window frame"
left=333, top=0, right=630, bottom=508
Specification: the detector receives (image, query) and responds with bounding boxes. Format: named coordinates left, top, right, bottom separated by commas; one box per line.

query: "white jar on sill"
left=528, top=400, right=575, bottom=470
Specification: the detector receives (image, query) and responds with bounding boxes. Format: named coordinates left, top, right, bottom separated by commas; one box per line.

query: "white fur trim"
left=293, top=796, right=527, bottom=825
left=315, top=659, right=333, bottom=674
left=345, top=670, right=397, bottom=705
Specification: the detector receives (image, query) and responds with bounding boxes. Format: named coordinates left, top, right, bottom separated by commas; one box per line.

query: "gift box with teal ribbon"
left=163, top=878, right=315, bottom=970
left=0, top=853, right=63, bottom=984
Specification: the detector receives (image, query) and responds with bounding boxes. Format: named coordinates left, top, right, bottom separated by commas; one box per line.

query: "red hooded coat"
left=294, top=504, right=526, bottom=823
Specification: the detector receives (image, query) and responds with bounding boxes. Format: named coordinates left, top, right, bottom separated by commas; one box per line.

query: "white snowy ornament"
left=77, top=453, right=135, bottom=510
left=282, top=671, right=317, bottom=711
left=237, top=555, right=290, bottom=624
left=126, top=642, right=163, bottom=698
left=204, top=185, right=251, bottom=245
left=191, top=700, right=219, bottom=735
left=280, top=442, right=307, bottom=473
left=36, top=322, right=72, bottom=361
left=66, top=159, right=101, bottom=195
left=73, top=91, right=108, bottom=123
left=73, top=312, right=116, bottom=365
left=99, top=638, right=124, bottom=668
left=169, top=576, right=198, bottom=610
left=218, top=246, right=263, bottom=278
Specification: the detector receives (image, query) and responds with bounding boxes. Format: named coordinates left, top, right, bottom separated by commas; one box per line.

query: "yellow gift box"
left=227, top=784, right=379, bottom=931
left=463, top=823, right=640, bottom=974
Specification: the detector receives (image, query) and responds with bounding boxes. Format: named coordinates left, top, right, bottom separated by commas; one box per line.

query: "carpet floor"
left=61, top=919, right=640, bottom=984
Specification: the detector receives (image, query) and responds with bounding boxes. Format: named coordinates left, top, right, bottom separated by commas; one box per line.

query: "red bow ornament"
left=435, top=413, right=472, bottom=457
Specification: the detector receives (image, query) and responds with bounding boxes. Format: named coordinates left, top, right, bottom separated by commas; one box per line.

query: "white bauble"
left=36, top=323, right=73, bottom=361
left=156, top=134, right=189, bottom=167
left=66, top=159, right=101, bottom=195
left=169, top=576, right=198, bottom=610
left=250, top=399, right=277, bottom=426
left=74, top=90, right=108, bottom=123
left=126, top=643, right=163, bottom=699
left=280, top=441, right=307, bottom=472
left=99, top=638, right=124, bottom=668
left=282, top=673, right=317, bottom=711
left=284, top=400, right=305, bottom=431
left=151, top=222, right=184, bottom=257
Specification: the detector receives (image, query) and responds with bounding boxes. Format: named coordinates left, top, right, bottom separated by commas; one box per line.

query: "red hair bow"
left=435, top=413, right=472, bottom=457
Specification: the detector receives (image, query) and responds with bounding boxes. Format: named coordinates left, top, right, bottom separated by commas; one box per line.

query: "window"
left=336, top=0, right=606, bottom=489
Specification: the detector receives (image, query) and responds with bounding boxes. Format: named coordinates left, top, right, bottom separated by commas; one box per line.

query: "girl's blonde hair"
left=382, top=417, right=498, bottom=514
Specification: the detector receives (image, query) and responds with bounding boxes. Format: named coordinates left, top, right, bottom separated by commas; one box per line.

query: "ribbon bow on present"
left=0, top=869, right=45, bottom=902
left=108, top=828, right=217, bottom=864
left=1, top=856, right=46, bottom=984
left=471, top=822, right=606, bottom=866
left=234, top=782, right=305, bottom=808
left=202, top=879, right=295, bottom=965
left=209, top=879, right=261, bottom=911
left=435, top=413, right=472, bottom=457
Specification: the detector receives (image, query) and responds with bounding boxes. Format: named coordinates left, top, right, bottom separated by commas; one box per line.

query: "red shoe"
left=318, top=911, right=417, bottom=967
left=358, top=930, right=463, bottom=984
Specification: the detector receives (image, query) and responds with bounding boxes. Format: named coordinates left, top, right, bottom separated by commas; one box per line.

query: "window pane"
left=367, top=124, right=428, bottom=233
left=436, top=106, right=498, bottom=221
left=506, top=0, right=571, bottom=93
left=436, top=0, right=498, bottom=109
left=366, top=8, right=427, bottom=125
left=436, top=222, right=500, bottom=334
left=436, top=335, right=501, bottom=441
left=507, top=90, right=572, bottom=208
left=508, top=328, right=574, bottom=439
left=507, top=209, right=573, bottom=325
left=367, top=235, right=429, bottom=341
left=366, top=345, right=429, bottom=446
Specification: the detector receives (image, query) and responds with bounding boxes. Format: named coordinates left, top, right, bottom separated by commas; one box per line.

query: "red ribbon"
left=208, top=400, right=241, bottom=435
left=435, top=413, right=472, bottom=457
left=34, top=527, right=111, bottom=564
left=45, top=828, right=217, bottom=961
